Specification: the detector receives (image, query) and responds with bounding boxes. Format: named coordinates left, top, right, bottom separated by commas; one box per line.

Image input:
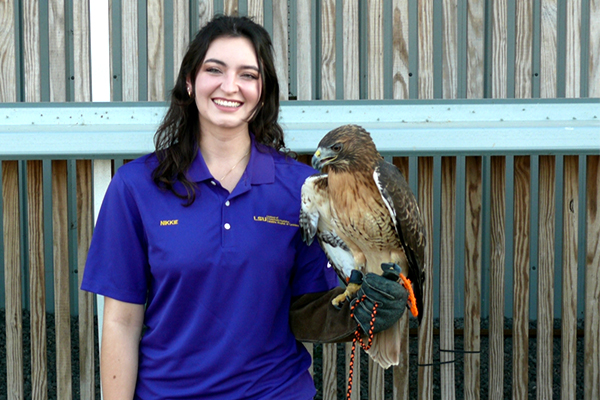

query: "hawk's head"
left=312, top=124, right=380, bottom=173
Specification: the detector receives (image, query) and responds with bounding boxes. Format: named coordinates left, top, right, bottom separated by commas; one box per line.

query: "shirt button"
left=225, top=200, right=230, bottom=206
left=211, top=180, right=216, bottom=186
left=224, top=223, right=231, bottom=230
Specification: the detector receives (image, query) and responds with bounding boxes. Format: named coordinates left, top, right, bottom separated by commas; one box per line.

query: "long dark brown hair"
left=152, top=15, right=286, bottom=204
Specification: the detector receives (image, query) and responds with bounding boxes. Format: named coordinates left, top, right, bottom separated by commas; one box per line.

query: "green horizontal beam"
left=0, top=99, right=598, bottom=159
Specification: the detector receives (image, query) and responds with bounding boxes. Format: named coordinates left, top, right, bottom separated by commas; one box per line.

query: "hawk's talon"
left=331, top=282, right=362, bottom=307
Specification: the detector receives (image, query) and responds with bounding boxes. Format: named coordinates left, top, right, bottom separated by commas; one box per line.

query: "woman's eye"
left=241, top=73, right=259, bottom=80
left=205, top=67, right=221, bottom=74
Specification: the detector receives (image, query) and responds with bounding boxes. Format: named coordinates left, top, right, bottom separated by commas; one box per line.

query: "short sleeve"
left=290, top=232, right=339, bottom=297
left=80, top=172, right=149, bottom=304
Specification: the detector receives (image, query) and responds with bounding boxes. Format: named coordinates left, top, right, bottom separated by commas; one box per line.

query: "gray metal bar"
left=138, top=0, right=148, bottom=101
left=531, top=0, right=541, bottom=98
left=0, top=161, right=4, bottom=308
left=556, top=0, right=567, bottom=98
left=506, top=0, right=516, bottom=98
left=67, top=159, right=79, bottom=316
left=111, top=0, right=123, bottom=101
left=408, top=0, right=418, bottom=99
left=580, top=0, right=590, bottom=97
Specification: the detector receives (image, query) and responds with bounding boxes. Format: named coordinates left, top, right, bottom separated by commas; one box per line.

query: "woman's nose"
left=220, top=72, right=238, bottom=93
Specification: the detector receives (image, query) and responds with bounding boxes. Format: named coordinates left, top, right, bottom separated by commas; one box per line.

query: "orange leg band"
left=399, top=273, right=419, bottom=318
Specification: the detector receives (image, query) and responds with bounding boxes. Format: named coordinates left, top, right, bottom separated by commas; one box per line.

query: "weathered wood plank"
left=514, top=0, right=533, bottom=98
left=392, top=0, right=409, bottom=99
left=321, top=343, right=337, bottom=400
left=3, top=160, right=24, bottom=400
left=418, top=0, right=434, bottom=99
left=121, top=0, right=139, bottom=100
left=491, top=0, right=508, bottom=98
left=342, top=0, right=359, bottom=99
left=224, top=0, right=238, bottom=15
left=147, top=0, right=165, bottom=101
left=368, top=0, right=384, bottom=100
left=28, top=160, right=48, bottom=399
left=590, top=0, right=600, bottom=96
left=320, top=0, right=336, bottom=100
left=561, top=155, right=578, bottom=400
left=0, top=0, right=17, bottom=102
left=73, top=0, right=91, bottom=101
left=584, top=155, right=600, bottom=400
left=467, top=0, right=484, bottom=98
left=198, top=0, right=214, bottom=30
left=296, top=0, right=312, bottom=100
left=442, top=0, right=457, bottom=99
left=537, top=155, right=555, bottom=400
left=368, top=357, right=385, bottom=400
left=77, top=160, right=95, bottom=400
left=52, top=160, right=72, bottom=399
left=247, top=0, right=263, bottom=25
left=488, top=156, right=505, bottom=400
left=49, top=0, right=66, bottom=102
left=418, top=156, right=434, bottom=400
left=565, top=0, right=581, bottom=98
left=512, top=155, right=530, bottom=399
left=439, top=156, right=456, bottom=400
left=392, top=156, right=410, bottom=399
left=173, top=0, right=189, bottom=87
left=464, top=156, right=482, bottom=399
left=23, top=0, right=41, bottom=102
left=540, top=0, right=557, bottom=98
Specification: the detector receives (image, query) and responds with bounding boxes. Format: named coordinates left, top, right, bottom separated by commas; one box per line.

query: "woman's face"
left=190, top=36, right=262, bottom=134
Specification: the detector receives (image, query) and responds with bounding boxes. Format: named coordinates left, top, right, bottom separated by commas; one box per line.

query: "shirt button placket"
left=223, top=199, right=232, bottom=246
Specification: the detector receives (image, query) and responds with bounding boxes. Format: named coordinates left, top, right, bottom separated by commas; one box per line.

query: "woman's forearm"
left=100, top=298, right=145, bottom=400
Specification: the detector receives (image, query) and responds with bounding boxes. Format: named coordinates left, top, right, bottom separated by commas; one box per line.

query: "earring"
left=187, top=87, right=193, bottom=98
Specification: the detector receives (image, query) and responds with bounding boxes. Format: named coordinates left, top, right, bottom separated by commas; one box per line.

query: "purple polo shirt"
left=81, top=139, right=338, bottom=399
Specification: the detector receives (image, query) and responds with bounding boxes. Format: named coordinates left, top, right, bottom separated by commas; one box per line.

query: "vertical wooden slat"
left=368, top=357, right=385, bottom=400
left=23, top=0, right=41, bottom=102
left=561, top=155, right=578, bottom=400
left=464, top=156, right=482, bottom=399
left=537, top=155, right=555, bottom=400
left=540, top=0, right=557, bottom=98
left=296, top=0, right=312, bottom=100
left=73, top=0, right=91, bottom=101
left=320, top=343, right=336, bottom=400
left=248, top=0, right=263, bottom=25
left=0, top=0, right=17, bottom=102
left=418, top=156, right=434, bottom=400
left=321, top=0, right=336, bottom=100
left=173, top=0, right=189, bottom=85
left=441, top=0, right=457, bottom=99
left=590, top=0, right=600, bottom=96
left=418, top=0, right=434, bottom=99
left=49, top=0, right=66, bottom=102
left=467, top=0, right=484, bottom=98
left=198, top=0, right=214, bottom=30
left=367, top=0, right=384, bottom=100
left=565, top=0, right=581, bottom=98
left=223, top=0, right=238, bottom=15
left=272, top=0, right=288, bottom=100
left=584, top=155, right=600, bottom=400
left=52, top=160, right=72, bottom=399
left=342, top=0, right=359, bottom=99
left=77, top=160, right=95, bottom=400
left=392, top=0, right=409, bottom=99
left=512, top=155, right=530, bottom=399
left=514, top=0, right=533, bottom=98
left=3, top=161, right=24, bottom=400
left=121, top=0, right=139, bottom=101
left=492, top=0, right=508, bottom=98
left=489, top=156, right=506, bottom=400
left=28, top=160, right=48, bottom=400
left=439, top=156, right=456, bottom=400
left=148, top=0, right=165, bottom=101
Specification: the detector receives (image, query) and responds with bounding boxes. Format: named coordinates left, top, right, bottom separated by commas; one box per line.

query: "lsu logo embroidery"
left=160, top=220, right=179, bottom=226
left=253, top=215, right=299, bottom=227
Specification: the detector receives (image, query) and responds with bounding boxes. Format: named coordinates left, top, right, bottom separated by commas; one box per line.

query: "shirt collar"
left=186, top=133, right=275, bottom=185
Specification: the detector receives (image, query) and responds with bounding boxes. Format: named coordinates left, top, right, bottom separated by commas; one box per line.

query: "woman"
left=82, top=15, right=406, bottom=399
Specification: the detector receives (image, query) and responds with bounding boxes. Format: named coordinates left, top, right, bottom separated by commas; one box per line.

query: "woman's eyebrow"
left=203, top=58, right=259, bottom=71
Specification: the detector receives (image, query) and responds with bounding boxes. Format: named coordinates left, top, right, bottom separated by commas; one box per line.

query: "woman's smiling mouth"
left=213, top=98, right=242, bottom=108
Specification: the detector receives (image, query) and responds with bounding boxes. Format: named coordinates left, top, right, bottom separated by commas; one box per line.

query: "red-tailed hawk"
left=300, top=124, right=426, bottom=368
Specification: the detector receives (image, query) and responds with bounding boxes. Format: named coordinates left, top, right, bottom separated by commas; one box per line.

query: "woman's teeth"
left=213, top=99, right=242, bottom=108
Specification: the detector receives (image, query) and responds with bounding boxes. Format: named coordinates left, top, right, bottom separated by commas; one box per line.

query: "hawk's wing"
left=374, top=160, right=426, bottom=322
left=300, top=174, right=355, bottom=283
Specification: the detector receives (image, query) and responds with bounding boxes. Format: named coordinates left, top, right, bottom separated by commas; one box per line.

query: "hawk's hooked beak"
left=312, top=148, right=336, bottom=171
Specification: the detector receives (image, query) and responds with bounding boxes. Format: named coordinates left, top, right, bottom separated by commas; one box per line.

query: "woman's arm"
left=100, top=297, right=145, bottom=400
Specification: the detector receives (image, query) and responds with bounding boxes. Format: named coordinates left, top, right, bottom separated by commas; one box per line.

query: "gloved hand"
left=350, top=263, right=408, bottom=335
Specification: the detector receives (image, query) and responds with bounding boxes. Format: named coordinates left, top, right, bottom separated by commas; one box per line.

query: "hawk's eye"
left=332, top=143, right=342, bottom=152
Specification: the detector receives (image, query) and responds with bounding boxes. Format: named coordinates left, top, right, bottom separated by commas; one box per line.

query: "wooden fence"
left=1, top=1, right=599, bottom=399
